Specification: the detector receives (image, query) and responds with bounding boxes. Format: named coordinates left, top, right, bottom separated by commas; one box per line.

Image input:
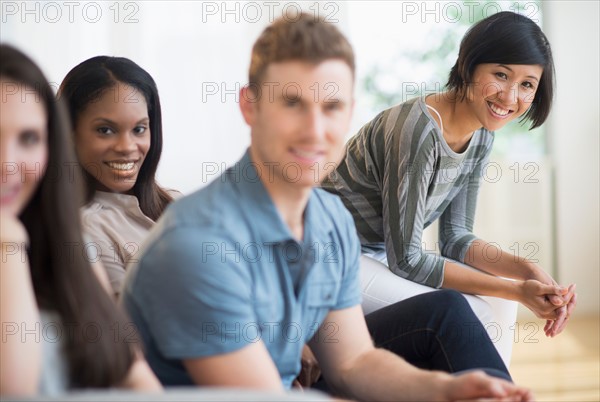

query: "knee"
left=433, top=290, right=481, bottom=322
left=434, top=289, right=470, bottom=309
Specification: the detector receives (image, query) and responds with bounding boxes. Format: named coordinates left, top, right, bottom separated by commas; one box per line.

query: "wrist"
left=434, top=371, right=457, bottom=401
left=520, top=261, right=541, bottom=280
left=484, top=277, right=524, bottom=302
left=505, top=280, right=525, bottom=303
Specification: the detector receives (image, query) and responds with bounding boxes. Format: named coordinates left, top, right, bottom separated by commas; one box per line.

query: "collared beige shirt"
left=81, top=191, right=155, bottom=298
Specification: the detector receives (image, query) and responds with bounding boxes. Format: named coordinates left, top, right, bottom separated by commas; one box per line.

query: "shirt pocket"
left=307, top=281, right=339, bottom=307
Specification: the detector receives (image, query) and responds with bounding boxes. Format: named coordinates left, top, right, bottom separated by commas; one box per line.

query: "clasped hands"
left=519, top=274, right=577, bottom=337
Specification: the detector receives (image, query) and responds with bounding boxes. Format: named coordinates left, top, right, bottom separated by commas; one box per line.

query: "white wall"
left=543, top=1, right=600, bottom=315
left=2, top=1, right=598, bottom=314
left=0, top=1, right=352, bottom=194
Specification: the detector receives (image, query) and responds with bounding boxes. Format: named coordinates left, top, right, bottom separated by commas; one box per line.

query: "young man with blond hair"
left=122, top=14, right=532, bottom=401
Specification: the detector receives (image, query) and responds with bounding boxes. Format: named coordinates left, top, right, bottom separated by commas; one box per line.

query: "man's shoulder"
left=166, top=176, right=243, bottom=226
left=312, top=187, right=346, bottom=210
left=139, top=178, right=253, bottom=255
left=311, top=188, right=354, bottom=230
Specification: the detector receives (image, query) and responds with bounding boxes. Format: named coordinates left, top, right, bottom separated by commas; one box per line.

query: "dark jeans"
left=365, top=289, right=511, bottom=381
left=314, top=289, right=510, bottom=391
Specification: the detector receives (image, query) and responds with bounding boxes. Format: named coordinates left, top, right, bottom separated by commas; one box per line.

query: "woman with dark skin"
left=0, top=45, right=161, bottom=396
left=58, top=56, right=174, bottom=298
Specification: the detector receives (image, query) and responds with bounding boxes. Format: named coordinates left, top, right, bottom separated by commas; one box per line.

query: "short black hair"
left=447, top=11, right=554, bottom=129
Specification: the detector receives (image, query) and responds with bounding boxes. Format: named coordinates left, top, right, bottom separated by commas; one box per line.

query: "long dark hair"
left=58, top=56, right=172, bottom=221
left=0, top=44, right=135, bottom=388
left=447, top=11, right=555, bottom=129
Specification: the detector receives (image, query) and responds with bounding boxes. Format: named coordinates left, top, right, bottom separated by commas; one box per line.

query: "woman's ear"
left=461, top=80, right=474, bottom=103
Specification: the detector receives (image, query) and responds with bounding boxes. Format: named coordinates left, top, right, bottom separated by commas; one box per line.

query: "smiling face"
left=466, top=63, right=544, bottom=131
left=241, top=60, right=354, bottom=194
left=74, top=82, right=150, bottom=194
left=0, top=80, right=48, bottom=217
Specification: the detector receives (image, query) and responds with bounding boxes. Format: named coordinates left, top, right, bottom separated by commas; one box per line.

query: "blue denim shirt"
left=122, top=150, right=361, bottom=388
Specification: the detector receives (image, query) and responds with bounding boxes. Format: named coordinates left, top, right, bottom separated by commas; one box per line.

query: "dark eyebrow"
left=277, top=93, right=349, bottom=106
left=91, top=117, right=118, bottom=125
left=497, top=64, right=540, bottom=82
left=21, top=127, right=46, bottom=135
left=278, top=93, right=301, bottom=101
left=91, top=117, right=149, bottom=125
left=325, top=99, right=345, bottom=106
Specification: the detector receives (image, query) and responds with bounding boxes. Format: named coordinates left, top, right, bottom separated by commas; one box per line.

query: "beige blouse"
left=81, top=191, right=155, bottom=298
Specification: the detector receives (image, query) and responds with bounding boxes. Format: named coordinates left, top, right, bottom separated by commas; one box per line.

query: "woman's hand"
left=292, top=345, right=321, bottom=389
left=0, top=213, right=29, bottom=245
left=1, top=213, right=40, bottom=396
left=543, top=284, right=577, bottom=337
left=518, top=279, right=568, bottom=320
left=524, top=264, right=577, bottom=337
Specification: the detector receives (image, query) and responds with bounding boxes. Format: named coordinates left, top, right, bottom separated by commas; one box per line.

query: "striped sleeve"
left=438, top=138, right=494, bottom=262
left=323, top=98, right=493, bottom=289
left=381, top=103, right=446, bottom=288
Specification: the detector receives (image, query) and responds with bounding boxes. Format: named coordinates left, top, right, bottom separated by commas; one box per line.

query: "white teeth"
left=106, top=162, right=134, bottom=171
left=489, top=102, right=510, bottom=116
